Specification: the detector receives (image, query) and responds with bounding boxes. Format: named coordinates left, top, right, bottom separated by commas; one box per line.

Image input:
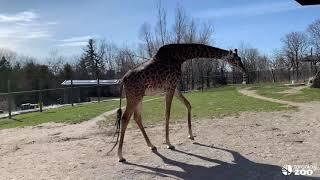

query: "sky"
left=0, top=0, right=320, bottom=60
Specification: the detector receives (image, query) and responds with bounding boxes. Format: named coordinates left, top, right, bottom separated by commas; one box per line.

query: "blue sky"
left=0, top=0, right=319, bottom=59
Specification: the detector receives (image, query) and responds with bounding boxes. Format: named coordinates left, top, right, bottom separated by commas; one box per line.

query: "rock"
left=311, top=71, right=320, bottom=88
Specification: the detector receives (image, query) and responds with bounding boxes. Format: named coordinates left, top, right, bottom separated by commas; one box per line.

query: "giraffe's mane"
left=154, top=43, right=231, bottom=62
left=158, top=43, right=229, bottom=52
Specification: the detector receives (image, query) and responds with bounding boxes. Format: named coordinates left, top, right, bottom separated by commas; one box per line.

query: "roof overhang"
left=61, top=79, right=120, bottom=86
left=295, top=0, right=320, bottom=5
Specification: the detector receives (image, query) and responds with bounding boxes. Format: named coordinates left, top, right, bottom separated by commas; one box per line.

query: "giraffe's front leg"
left=174, top=89, right=194, bottom=140
left=134, top=101, right=157, bottom=151
left=165, top=91, right=175, bottom=150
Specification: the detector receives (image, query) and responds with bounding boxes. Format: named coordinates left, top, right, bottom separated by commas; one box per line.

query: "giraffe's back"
left=122, top=60, right=181, bottom=97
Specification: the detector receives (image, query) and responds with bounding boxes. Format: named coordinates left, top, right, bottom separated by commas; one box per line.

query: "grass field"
left=105, top=86, right=293, bottom=125
left=248, top=84, right=320, bottom=102
left=0, top=86, right=293, bottom=129
left=0, top=100, right=121, bottom=129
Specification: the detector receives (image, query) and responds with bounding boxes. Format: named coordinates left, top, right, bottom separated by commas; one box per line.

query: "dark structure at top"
left=295, top=0, right=320, bottom=5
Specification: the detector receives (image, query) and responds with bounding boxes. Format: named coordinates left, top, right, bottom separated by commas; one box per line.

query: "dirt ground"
left=0, top=90, right=320, bottom=180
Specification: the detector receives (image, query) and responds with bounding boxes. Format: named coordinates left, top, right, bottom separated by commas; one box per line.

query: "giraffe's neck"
left=154, top=44, right=230, bottom=63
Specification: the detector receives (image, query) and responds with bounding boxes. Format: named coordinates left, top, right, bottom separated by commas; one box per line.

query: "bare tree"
left=172, top=3, right=187, bottom=44
left=155, top=0, right=168, bottom=46
left=183, top=18, right=197, bottom=43
left=139, top=23, right=156, bottom=58
left=46, top=50, right=64, bottom=75
left=198, top=22, right=214, bottom=44
left=115, top=47, right=137, bottom=77
left=282, top=31, right=309, bottom=81
left=308, top=19, right=320, bottom=56
left=104, top=42, right=118, bottom=79
left=138, top=3, right=217, bottom=89
left=0, top=48, right=17, bottom=65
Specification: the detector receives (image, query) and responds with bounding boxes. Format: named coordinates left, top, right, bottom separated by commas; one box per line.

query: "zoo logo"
left=282, top=165, right=293, bottom=175
left=282, top=165, right=314, bottom=176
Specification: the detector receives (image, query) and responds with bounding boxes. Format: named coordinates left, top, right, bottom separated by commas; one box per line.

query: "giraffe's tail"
left=107, top=81, right=123, bottom=155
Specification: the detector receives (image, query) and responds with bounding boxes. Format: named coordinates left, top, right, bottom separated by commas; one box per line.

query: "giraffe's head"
left=225, top=49, right=246, bottom=74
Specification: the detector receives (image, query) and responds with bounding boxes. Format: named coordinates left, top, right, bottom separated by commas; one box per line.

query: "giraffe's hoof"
left=188, top=135, right=195, bottom=140
left=150, top=146, right=157, bottom=151
left=119, top=158, right=126, bottom=163
left=166, top=145, right=175, bottom=150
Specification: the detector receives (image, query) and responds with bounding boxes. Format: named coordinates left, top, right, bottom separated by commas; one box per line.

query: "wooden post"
left=201, top=75, right=204, bottom=92
left=242, top=73, right=247, bottom=84
left=191, top=59, right=194, bottom=90
left=39, top=89, right=43, bottom=112
left=71, top=79, right=74, bottom=106
left=7, top=80, right=12, bottom=119
left=97, top=78, right=101, bottom=102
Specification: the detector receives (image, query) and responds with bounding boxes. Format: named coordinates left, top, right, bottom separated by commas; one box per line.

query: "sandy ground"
left=1, top=90, right=320, bottom=180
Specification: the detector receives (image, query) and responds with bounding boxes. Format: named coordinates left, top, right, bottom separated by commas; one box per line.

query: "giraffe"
left=110, top=43, right=246, bottom=162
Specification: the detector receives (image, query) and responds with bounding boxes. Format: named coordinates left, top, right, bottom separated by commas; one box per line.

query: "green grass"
left=0, top=100, right=121, bottom=129
left=103, top=86, right=293, bottom=126
left=0, top=86, right=294, bottom=130
left=248, top=84, right=320, bottom=102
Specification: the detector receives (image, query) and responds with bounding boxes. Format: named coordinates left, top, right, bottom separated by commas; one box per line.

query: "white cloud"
left=193, top=1, right=302, bottom=19
left=57, top=41, right=88, bottom=47
left=20, top=31, right=51, bottom=39
left=0, top=11, right=38, bottom=22
left=0, top=11, right=56, bottom=54
left=56, top=35, right=97, bottom=47
left=61, top=36, right=93, bottom=42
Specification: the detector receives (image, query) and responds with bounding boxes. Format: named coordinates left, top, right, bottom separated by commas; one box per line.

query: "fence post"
left=97, top=78, right=101, bottom=102
left=242, top=73, right=247, bottom=84
left=39, top=89, right=43, bottom=112
left=7, top=80, right=12, bottom=119
left=71, top=79, right=74, bottom=106
left=201, top=75, right=204, bottom=92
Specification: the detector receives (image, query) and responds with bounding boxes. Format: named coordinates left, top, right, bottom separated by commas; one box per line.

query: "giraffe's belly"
left=144, top=87, right=165, bottom=96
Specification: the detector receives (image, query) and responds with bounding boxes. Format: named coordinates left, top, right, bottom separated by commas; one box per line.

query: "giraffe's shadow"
left=124, top=142, right=318, bottom=180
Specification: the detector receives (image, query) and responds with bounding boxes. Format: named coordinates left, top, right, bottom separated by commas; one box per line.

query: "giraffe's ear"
left=234, top=49, right=238, bottom=56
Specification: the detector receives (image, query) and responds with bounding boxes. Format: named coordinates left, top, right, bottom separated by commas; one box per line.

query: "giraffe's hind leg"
left=175, top=89, right=194, bottom=140
left=134, top=101, right=156, bottom=151
left=117, top=101, right=136, bottom=162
